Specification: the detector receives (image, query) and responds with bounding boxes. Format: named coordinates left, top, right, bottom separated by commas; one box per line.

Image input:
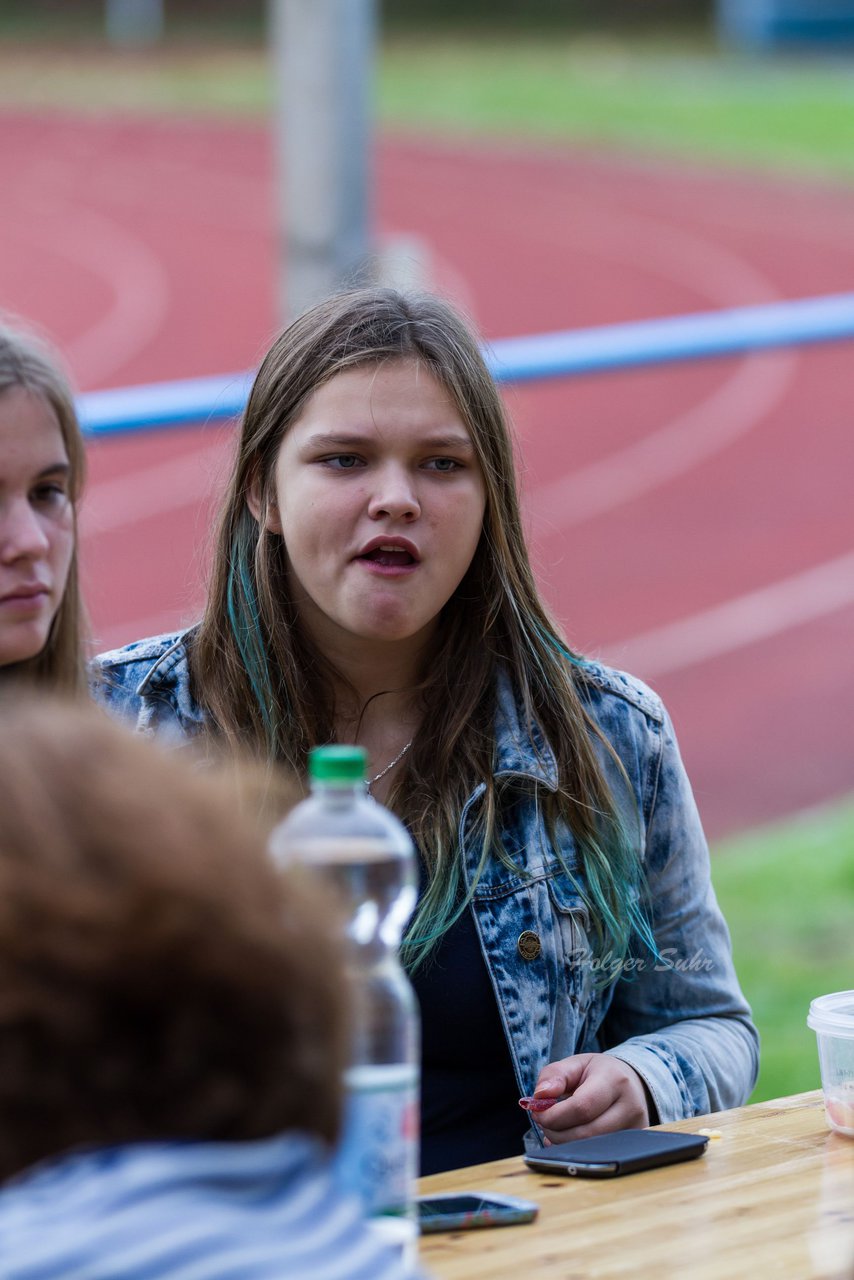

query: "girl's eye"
left=425, top=457, right=462, bottom=472
left=32, top=483, right=69, bottom=507
left=323, top=455, right=363, bottom=470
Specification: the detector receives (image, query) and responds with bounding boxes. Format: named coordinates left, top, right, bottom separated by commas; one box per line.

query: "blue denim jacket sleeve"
left=601, top=703, right=760, bottom=1121
left=89, top=632, right=206, bottom=740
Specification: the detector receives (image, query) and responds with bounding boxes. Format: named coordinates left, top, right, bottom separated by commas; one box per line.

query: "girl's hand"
left=529, top=1052, right=652, bottom=1144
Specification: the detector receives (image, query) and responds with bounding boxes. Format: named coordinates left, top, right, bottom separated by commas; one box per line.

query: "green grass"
left=2, top=32, right=854, bottom=180
left=380, top=34, right=854, bottom=180
left=711, top=796, right=854, bottom=1103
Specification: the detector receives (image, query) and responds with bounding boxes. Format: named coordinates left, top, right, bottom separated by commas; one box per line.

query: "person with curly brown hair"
left=0, top=696, right=425, bottom=1279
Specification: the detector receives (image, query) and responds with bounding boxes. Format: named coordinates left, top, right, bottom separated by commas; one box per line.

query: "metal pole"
left=105, top=0, right=165, bottom=47
left=270, top=0, right=377, bottom=321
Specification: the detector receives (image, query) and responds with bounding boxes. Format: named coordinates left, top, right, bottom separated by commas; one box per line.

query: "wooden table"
left=417, top=1091, right=854, bottom=1279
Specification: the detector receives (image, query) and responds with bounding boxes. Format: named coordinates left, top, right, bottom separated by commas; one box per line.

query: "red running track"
left=2, top=112, right=853, bottom=838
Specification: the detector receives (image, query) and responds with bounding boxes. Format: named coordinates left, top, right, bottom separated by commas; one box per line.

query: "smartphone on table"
left=524, top=1128, right=709, bottom=1178
left=416, top=1190, right=539, bottom=1233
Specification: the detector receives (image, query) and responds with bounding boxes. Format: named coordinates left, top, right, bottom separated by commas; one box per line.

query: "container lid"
left=807, top=990, right=854, bottom=1038
left=308, top=744, right=367, bottom=784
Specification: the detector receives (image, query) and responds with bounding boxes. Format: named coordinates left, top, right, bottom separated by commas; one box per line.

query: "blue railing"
left=77, top=291, right=854, bottom=437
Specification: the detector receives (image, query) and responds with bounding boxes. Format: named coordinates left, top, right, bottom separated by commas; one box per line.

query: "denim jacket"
left=91, top=631, right=759, bottom=1132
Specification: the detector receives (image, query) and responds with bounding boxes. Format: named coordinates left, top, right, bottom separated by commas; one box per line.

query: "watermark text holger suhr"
left=568, top=947, right=715, bottom=983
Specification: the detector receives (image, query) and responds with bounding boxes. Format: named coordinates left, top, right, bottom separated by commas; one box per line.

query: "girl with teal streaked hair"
left=91, top=286, right=758, bottom=1176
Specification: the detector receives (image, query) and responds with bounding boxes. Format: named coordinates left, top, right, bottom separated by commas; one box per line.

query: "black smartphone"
left=524, top=1128, right=709, bottom=1178
left=416, top=1191, right=539, bottom=1233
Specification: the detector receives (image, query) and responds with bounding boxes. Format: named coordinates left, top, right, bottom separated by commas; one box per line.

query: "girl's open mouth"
left=359, top=547, right=417, bottom=568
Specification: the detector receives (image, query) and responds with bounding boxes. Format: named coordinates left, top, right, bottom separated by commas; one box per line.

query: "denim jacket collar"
left=112, top=630, right=206, bottom=737
left=492, top=669, right=559, bottom=791
left=135, top=632, right=191, bottom=696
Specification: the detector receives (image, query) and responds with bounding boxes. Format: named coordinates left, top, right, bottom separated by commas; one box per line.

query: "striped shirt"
left=0, top=1133, right=427, bottom=1280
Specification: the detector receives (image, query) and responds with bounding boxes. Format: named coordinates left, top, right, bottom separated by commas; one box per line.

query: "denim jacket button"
left=518, top=930, right=541, bottom=961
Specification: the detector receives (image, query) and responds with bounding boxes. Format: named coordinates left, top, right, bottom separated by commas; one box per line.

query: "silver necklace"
left=366, top=738, right=413, bottom=795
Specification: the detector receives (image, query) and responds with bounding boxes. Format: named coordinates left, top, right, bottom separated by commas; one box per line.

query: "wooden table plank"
left=417, top=1091, right=854, bottom=1279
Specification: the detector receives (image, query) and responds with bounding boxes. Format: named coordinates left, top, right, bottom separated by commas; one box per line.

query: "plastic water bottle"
left=269, top=745, right=420, bottom=1253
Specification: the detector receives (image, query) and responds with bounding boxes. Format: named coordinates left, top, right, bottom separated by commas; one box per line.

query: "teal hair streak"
left=226, top=537, right=278, bottom=753
left=401, top=792, right=498, bottom=975
left=571, top=814, right=660, bottom=987
left=531, top=619, right=588, bottom=667
left=530, top=620, right=660, bottom=972
left=401, top=861, right=469, bottom=974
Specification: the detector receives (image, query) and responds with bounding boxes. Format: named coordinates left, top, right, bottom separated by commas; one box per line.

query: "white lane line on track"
left=80, top=440, right=232, bottom=537
left=521, top=200, right=797, bottom=530
left=12, top=195, right=171, bottom=389
left=528, top=346, right=793, bottom=532
left=603, top=548, right=854, bottom=679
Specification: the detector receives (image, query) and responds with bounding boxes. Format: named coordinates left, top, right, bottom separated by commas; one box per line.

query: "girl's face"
left=258, top=359, right=486, bottom=656
left=0, top=387, right=75, bottom=668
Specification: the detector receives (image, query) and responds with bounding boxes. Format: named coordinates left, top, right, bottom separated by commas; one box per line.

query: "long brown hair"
left=0, top=321, right=87, bottom=692
left=192, top=287, right=652, bottom=969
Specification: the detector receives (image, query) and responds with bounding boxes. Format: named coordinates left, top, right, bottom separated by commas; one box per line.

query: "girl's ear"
left=246, top=468, right=283, bottom=534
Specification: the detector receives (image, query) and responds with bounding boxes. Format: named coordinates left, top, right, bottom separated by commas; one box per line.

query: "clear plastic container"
left=269, top=745, right=420, bottom=1253
left=807, top=991, right=854, bottom=1137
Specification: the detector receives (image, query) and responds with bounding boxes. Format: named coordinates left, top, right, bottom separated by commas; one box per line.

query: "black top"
left=412, top=902, right=530, bottom=1176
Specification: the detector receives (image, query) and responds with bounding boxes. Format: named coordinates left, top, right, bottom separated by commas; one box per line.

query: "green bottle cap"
left=308, top=745, right=367, bottom=784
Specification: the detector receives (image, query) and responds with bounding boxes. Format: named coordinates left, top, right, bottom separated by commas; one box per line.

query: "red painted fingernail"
left=519, top=1095, right=556, bottom=1113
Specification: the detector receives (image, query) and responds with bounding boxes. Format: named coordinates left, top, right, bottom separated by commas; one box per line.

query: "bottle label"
left=334, top=1062, right=419, bottom=1219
